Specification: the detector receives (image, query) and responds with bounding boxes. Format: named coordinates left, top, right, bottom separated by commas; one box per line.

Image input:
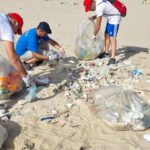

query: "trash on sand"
left=35, top=77, right=50, bottom=85
left=40, top=115, right=55, bottom=122
left=0, top=105, right=11, bottom=121
left=25, top=85, right=37, bottom=102
left=53, top=80, right=67, bottom=93
left=143, top=134, right=150, bottom=143
left=130, top=68, right=142, bottom=76
left=0, top=112, right=11, bottom=118
left=51, top=108, right=59, bottom=117
left=93, top=85, right=150, bottom=131
left=65, top=102, right=75, bottom=110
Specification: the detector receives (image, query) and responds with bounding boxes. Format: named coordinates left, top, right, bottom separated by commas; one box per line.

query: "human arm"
left=32, top=52, right=49, bottom=61
left=93, top=16, right=102, bottom=36
left=48, top=38, right=65, bottom=54
left=4, top=40, right=28, bottom=77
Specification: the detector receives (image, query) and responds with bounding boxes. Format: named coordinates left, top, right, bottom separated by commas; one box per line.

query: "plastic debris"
left=40, top=115, right=55, bottom=122
left=0, top=104, right=11, bottom=121
left=65, top=102, right=75, bottom=110
left=25, top=85, right=37, bottom=102
left=51, top=108, right=59, bottom=117
left=35, top=77, right=50, bottom=85
left=143, top=134, right=150, bottom=143
left=130, top=68, right=142, bottom=76
left=93, top=85, right=150, bottom=131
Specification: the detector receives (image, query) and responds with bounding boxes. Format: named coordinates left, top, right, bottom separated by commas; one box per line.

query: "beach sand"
left=0, top=0, right=150, bottom=149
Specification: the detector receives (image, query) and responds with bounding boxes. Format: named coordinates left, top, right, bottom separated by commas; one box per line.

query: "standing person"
left=0, top=12, right=34, bottom=87
left=83, top=0, right=122, bottom=65
left=16, top=22, right=65, bottom=69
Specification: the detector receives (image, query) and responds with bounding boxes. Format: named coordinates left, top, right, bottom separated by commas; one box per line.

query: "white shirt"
left=0, top=14, right=14, bottom=42
left=96, top=0, right=121, bottom=24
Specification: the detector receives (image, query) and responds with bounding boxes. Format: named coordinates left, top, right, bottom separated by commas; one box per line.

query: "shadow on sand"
left=1, top=121, right=22, bottom=150
left=117, top=46, right=149, bottom=62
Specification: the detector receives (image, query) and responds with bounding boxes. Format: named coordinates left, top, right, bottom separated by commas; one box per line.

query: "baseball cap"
left=8, top=13, right=23, bottom=35
left=83, top=0, right=93, bottom=12
left=37, top=22, right=52, bottom=34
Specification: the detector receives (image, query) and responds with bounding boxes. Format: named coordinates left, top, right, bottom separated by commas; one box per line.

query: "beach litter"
left=0, top=104, right=11, bottom=121
left=143, top=134, right=150, bottom=143
left=93, top=85, right=150, bottom=131
left=130, top=68, right=143, bottom=76
left=25, top=85, right=37, bottom=102
left=40, top=115, right=55, bottom=122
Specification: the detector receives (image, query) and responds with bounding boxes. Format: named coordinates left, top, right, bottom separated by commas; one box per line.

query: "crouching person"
left=16, top=22, right=65, bottom=69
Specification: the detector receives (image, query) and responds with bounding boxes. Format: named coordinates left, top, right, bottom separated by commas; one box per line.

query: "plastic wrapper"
left=0, top=56, right=23, bottom=100
left=75, top=20, right=104, bottom=60
left=93, top=85, right=150, bottom=131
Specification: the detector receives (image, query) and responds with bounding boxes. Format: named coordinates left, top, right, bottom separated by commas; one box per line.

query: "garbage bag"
left=75, top=20, right=104, bottom=61
left=0, top=56, right=23, bottom=100
left=93, top=85, right=150, bottom=131
left=0, top=124, right=7, bottom=148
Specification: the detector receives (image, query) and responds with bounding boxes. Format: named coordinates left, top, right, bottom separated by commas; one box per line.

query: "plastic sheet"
left=93, top=85, right=150, bottom=130
left=75, top=20, right=104, bottom=60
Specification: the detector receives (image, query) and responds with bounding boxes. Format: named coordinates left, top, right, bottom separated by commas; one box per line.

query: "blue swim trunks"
left=105, top=22, right=120, bottom=37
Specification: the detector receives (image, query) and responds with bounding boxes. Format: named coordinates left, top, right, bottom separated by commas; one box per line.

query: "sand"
left=0, top=0, right=150, bottom=149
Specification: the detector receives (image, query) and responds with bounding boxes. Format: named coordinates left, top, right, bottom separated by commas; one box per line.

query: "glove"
left=92, top=34, right=97, bottom=41
left=49, top=53, right=62, bottom=62
left=22, top=74, right=35, bottom=87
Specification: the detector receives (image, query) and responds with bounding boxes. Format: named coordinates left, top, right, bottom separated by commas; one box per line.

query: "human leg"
left=110, top=36, right=117, bottom=59
left=104, top=35, right=110, bottom=54
left=105, top=23, right=119, bottom=65
left=98, top=23, right=111, bottom=58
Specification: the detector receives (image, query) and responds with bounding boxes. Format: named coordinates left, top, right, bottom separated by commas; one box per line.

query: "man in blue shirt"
left=16, top=22, right=65, bottom=69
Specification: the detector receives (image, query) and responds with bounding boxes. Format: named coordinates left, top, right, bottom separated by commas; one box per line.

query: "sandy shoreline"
left=0, top=0, right=150, bottom=149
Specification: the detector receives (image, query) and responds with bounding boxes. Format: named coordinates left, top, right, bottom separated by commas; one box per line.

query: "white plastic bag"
left=75, top=20, right=104, bottom=60
left=93, top=86, right=150, bottom=131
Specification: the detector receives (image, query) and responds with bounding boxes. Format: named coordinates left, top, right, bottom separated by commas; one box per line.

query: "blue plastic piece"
left=130, top=69, right=142, bottom=76
left=25, top=85, right=37, bottom=102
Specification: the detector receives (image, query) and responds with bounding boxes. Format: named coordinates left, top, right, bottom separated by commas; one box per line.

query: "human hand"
left=59, top=47, right=65, bottom=54
left=92, top=34, right=97, bottom=41
left=49, top=53, right=63, bottom=61
left=89, top=15, right=96, bottom=21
